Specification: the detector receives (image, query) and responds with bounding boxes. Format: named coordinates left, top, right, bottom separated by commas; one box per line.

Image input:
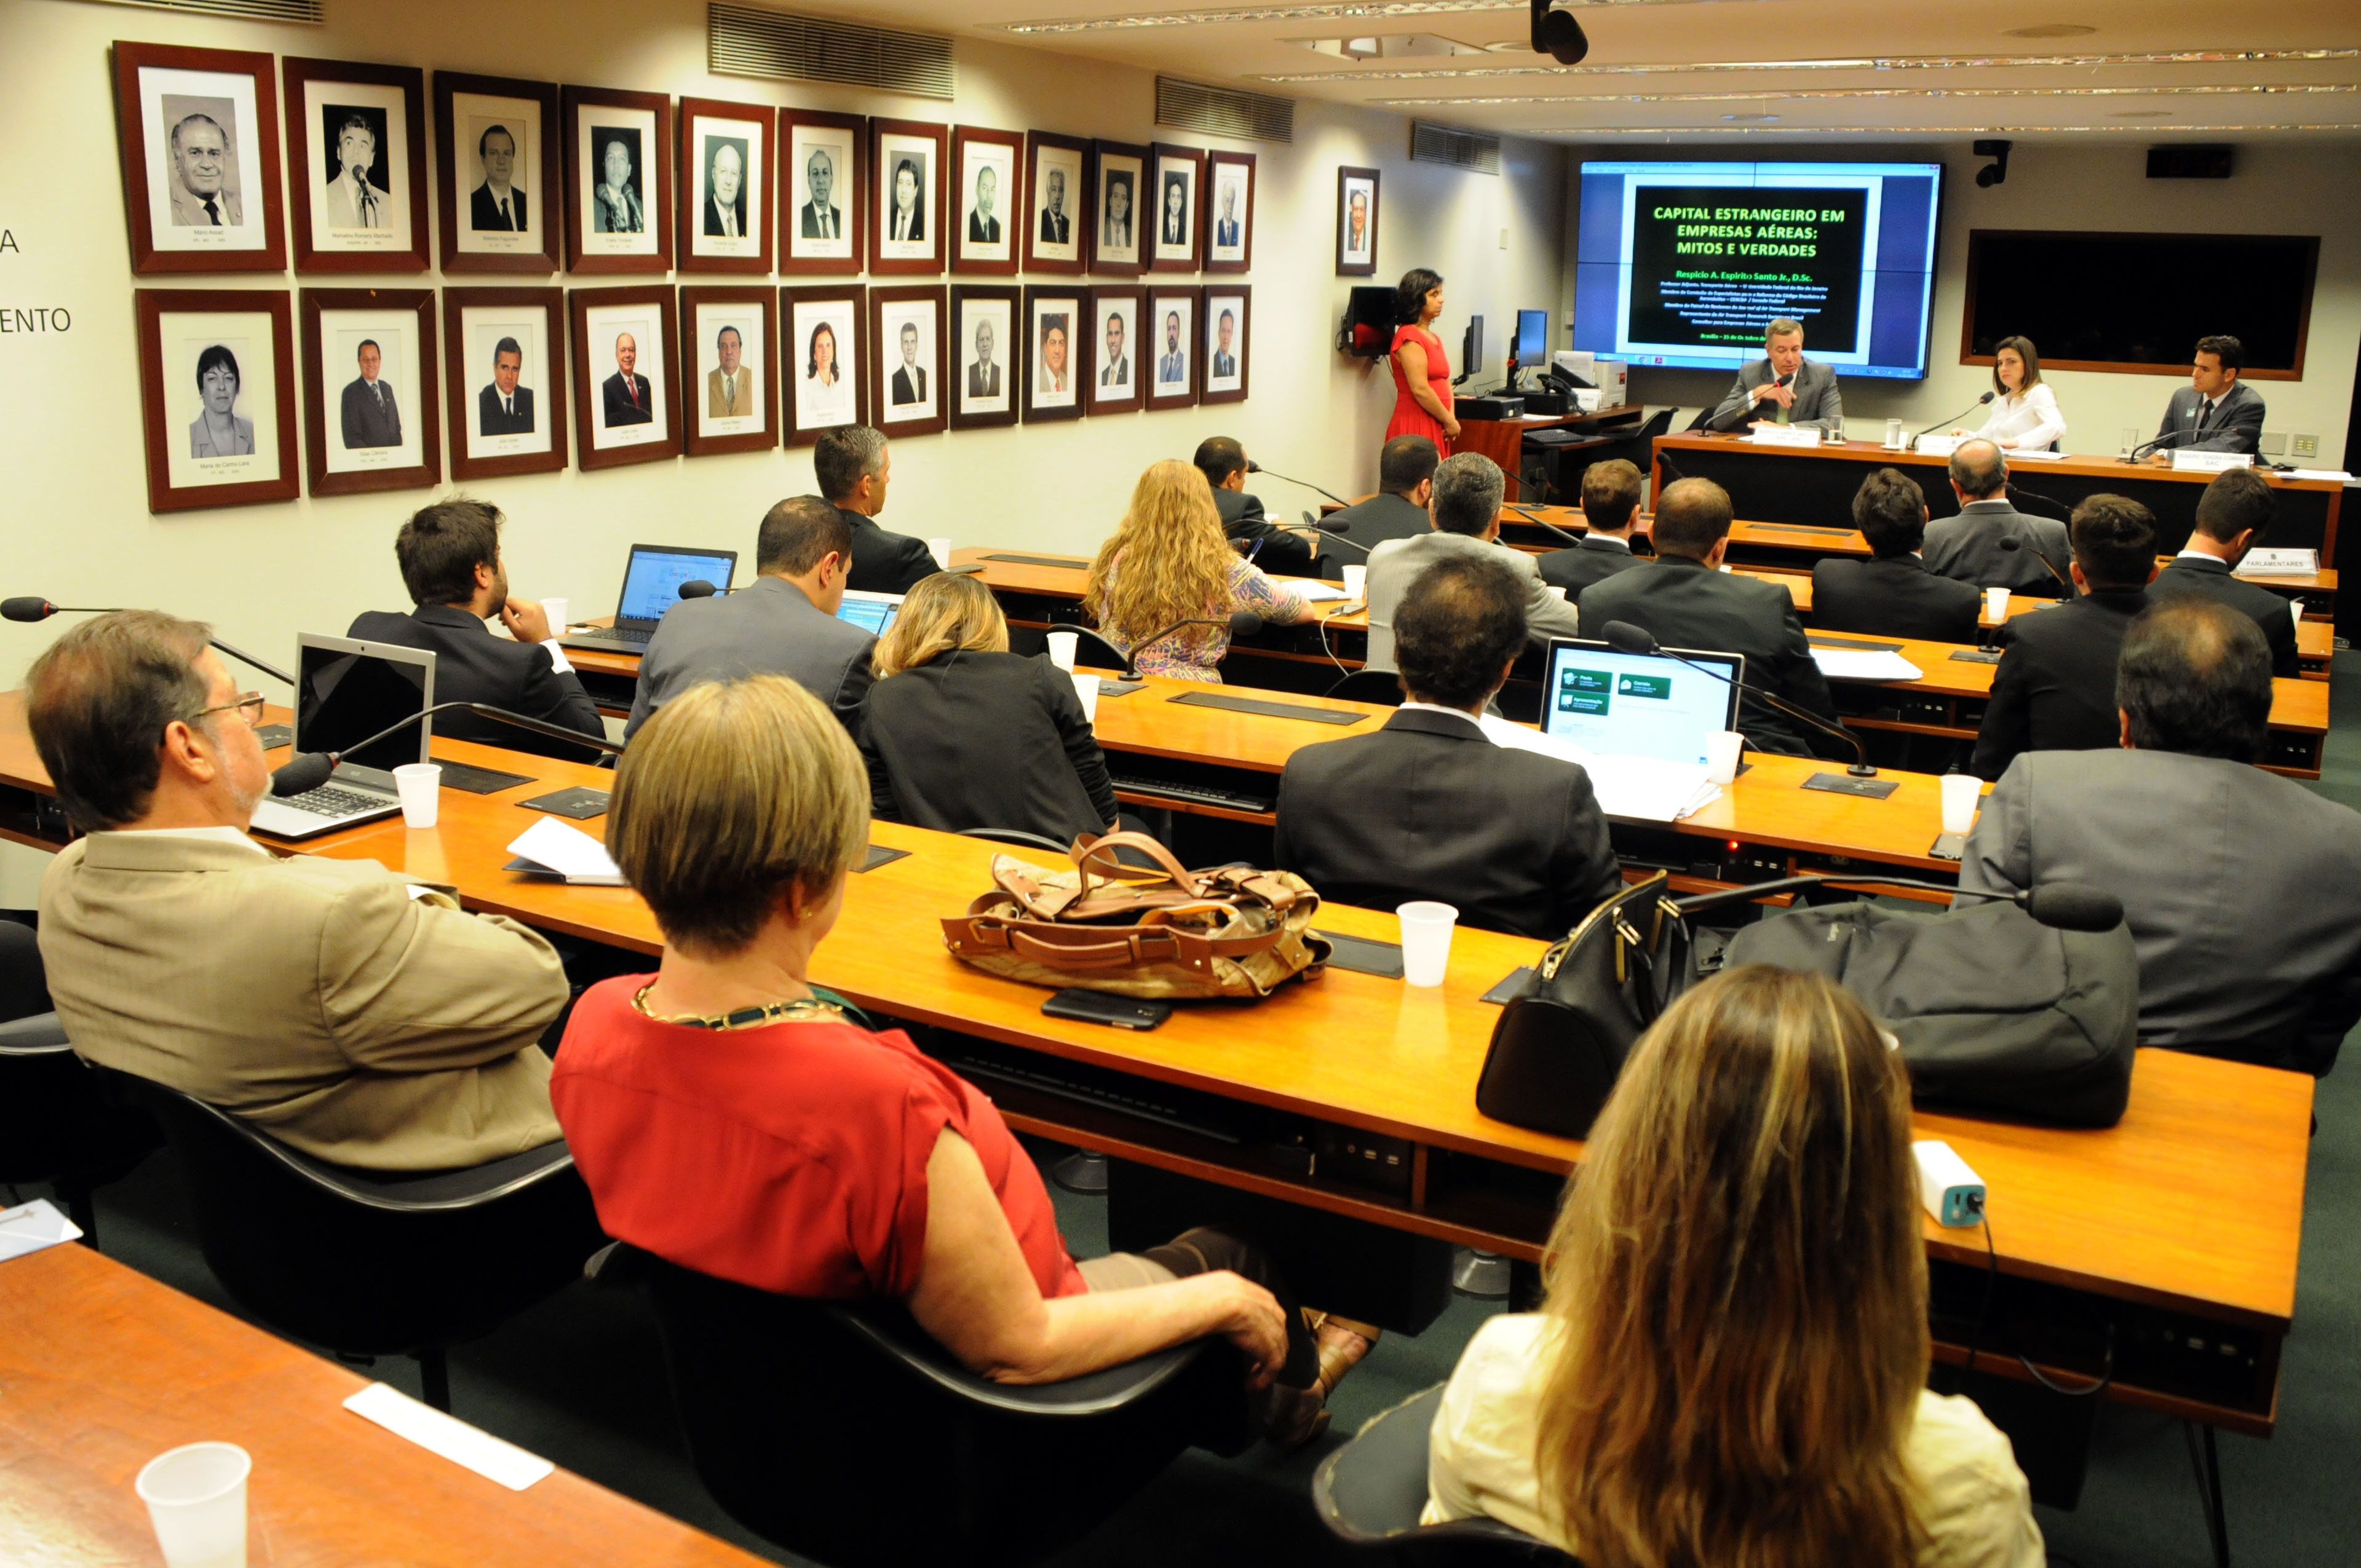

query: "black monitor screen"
left=296, top=643, right=431, bottom=772
left=1346, top=286, right=1399, bottom=358
left=1515, top=309, right=1549, bottom=360
left=1461, top=315, right=1483, bottom=379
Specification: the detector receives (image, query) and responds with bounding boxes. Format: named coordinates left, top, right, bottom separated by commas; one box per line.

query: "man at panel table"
left=1702, top=317, right=1842, bottom=435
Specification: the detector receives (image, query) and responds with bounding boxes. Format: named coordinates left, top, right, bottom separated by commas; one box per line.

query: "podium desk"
left=1454, top=405, right=1645, bottom=503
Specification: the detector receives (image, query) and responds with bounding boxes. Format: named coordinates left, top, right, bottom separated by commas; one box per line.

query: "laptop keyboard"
left=573, top=625, right=651, bottom=644
left=280, top=785, right=392, bottom=818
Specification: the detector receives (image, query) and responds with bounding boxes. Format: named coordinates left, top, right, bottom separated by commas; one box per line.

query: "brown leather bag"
left=941, top=832, right=1333, bottom=1000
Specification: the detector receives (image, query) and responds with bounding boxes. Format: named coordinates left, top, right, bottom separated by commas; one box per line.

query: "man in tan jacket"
left=27, top=611, right=569, bottom=1171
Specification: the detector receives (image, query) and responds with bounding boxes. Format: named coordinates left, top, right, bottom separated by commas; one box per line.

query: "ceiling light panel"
left=1250, top=47, right=2361, bottom=83
left=1373, top=84, right=2360, bottom=107
left=999, top=0, right=1769, bottom=36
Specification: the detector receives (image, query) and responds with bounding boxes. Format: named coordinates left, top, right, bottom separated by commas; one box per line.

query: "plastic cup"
left=1397, top=901, right=1459, bottom=988
left=136, top=1441, right=250, bottom=1568
left=1046, top=630, right=1079, bottom=671
left=392, top=762, right=442, bottom=830
left=1705, top=730, right=1744, bottom=785
left=2120, top=426, right=2140, bottom=457
left=1070, top=668, right=1100, bottom=723
left=1884, top=418, right=1904, bottom=449
left=1940, top=772, right=1982, bottom=836
left=927, top=537, right=954, bottom=571
left=540, top=596, right=569, bottom=633
left=1984, top=586, right=2010, bottom=624
left=1342, top=564, right=1367, bottom=601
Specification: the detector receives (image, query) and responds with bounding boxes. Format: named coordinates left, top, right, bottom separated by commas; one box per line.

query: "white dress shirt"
left=1972, top=383, right=2067, bottom=451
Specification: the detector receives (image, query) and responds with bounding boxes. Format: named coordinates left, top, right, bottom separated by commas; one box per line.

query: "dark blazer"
left=1704, top=356, right=1843, bottom=433
left=1812, top=555, right=1982, bottom=644
left=1922, top=500, right=2073, bottom=595
left=1576, top=556, right=1838, bottom=756
left=1969, top=587, right=2149, bottom=780
left=967, top=210, right=1001, bottom=243
left=602, top=372, right=653, bottom=426
left=340, top=377, right=402, bottom=449
left=2157, top=382, right=2266, bottom=456
left=1213, top=485, right=1314, bottom=577
left=859, top=650, right=1117, bottom=846
left=702, top=193, right=745, bottom=237
left=624, top=576, right=876, bottom=739
left=1039, top=207, right=1069, bottom=244
left=478, top=384, right=534, bottom=436
left=470, top=183, right=526, bottom=231
left=836, top=506, right=939, bottom=596
left=800, top=200, right=843, bottom=240
left=891, top=365, right=927, bottom=406
left=1536, top=534, right=1644, bottom=596
left=1274, top=708, right=1621, bottom=940
left=1315, top=491, right=1434, bottom=580
left=346, top=604, right=606, bottom=763
left=2147, top=555, right=2300, bottom=678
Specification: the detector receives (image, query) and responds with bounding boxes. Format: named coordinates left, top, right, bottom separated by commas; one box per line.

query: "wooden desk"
left=1455, top=405, right=1644, bottom=502
left=0, top=1241, right=772, bottom=1566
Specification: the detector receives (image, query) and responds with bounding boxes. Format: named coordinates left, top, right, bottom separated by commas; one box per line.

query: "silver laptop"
left=558, top=542, right=739, bottom=651
left=247, top=633, right=435, bottom=841
left=836, top=589, right=904, bottom=639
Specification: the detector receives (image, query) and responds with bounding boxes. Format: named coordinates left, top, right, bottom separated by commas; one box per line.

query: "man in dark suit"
left=2147, top=467, right=2299, bottom=678
left=1038, top=166, right=1071, bottom=244
left=1970, top=494, right=2159, bottom=780
left=1577, top=478, right=1838, bottom=756
left=815, top=424, right=938, bottom=595
left=469, top=125, right=526, bottom=231
left=1702, top=319, right=1843, bottom=434
left=702, top=142, right=747, bottom=239
left=1536, top=459, right=1648, bottom=596
left=1315, top=435, right=1440, bottom=580
left=339, top=339, right=403, bottom=450
left=1961, top=598, right=2361, bottom=1073
left=798, top=147, right=843, bottom=240
left=478, top=338, right=534, bottom=435
left=966, top=317, right=1002, bottom=399
left=601, top=333, right=652, bottom=427
left=1921, top=440, right=2073, bottom=595
left=1812, top=467, right=1982, bottom=643
left=625, top=499, right=876, bottom=739
left=1196, top=436, right=1314, bottom=577
left=1276, top=552, right=1619, bottom=940
left=967, top=163, right=1002, bottom=243
left=2154, top=335, right=2266, bottom=456
left=346, top=499, right=605, bottom=762
left=889, top=322, right=927, bottom=406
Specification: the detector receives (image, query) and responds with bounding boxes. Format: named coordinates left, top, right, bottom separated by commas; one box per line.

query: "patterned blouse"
left=1101, top=553, right=1311, bottom=683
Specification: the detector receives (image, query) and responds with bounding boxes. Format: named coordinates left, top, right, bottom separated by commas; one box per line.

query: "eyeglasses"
left=191, top=693, right=266, bottom=729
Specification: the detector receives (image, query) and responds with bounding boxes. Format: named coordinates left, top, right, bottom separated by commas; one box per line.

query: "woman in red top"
left=550, top=671, right=1370, bottom=1441
left=1387, top=267, right=1460, bottom=456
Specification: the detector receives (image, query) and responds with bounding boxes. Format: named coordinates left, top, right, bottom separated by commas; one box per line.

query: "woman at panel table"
left=1386, top=267, right=1461, bottom=457
left=1085, top=459, right=1311, bottom=683
left=1425, top=965, right=2044, bottom=1568
left=1964, top=335, right=2067, bottom=451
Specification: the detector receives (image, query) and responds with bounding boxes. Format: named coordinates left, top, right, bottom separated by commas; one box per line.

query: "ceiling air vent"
left=89, top=0, right=321, bottom=21
left=1156, top=76, right=1295, bottom=144
left=1411, top=121, right=1500, bottom=175
left=709, top=3, right=956, bottom=100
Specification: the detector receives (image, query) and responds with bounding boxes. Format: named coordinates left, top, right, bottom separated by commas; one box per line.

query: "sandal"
left=1303, top=1308, right=1381, bottom=1397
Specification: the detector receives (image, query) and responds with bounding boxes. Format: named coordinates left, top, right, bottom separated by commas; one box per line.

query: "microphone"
left=1119, top=611, right=1263, bottom=681
left=1598, top=619, right=1876, bottom=778
left=678, top=579, right=719, bottom=599
left=1503, top=502, right=1582, bottom=546
left=1915, top=391, right=1995, bottom=440
left=2126, top=430, right=2182, bottom=461
left=1244, top=461, right=1352, bottom=510
left=1312, top=513, right=1377, bottom=558
left=270, top=700, right=625, bottom=798
left=5, top=597, right=294, bottom=684
left=1998, top=536, right=2074, bottom=598
left=1673, top=873, right=2122, bottom=932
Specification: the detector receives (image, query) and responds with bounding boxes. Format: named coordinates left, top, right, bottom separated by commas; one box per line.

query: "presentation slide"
left=1573, top=160, right=1941, bottom=379
left=1541, top=646, right=1739, bottom=766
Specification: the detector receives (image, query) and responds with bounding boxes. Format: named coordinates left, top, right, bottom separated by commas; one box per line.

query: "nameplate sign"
left=1748, top=426, right=1821, bottom=448
left=2234, top=547, right=2319, bottom=578
left=2170, top=449, right=2254, bottom=473
left=1913, top=435, right=1961, bottom=458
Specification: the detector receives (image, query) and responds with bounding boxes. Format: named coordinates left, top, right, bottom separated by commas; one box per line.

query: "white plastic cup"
left=927, top=537, right=954, bottom=571
left=136, top=1441, right=250, bottom=1568
left=1984, top=586, right=2010, bottom=624
left=2120, top=426, right=2140, bottom=457
left=1342, top=563, right=1367, bottom=601
left=1046, top=630, right=1079, bottom=671
left=1397, top=901, right=1459, bottom=988
left=540, top=596, right=569, bottom=633
left=1884, top=418, right=1904, bottom=449
left=1705, top=730, right=1744, bottom=785
left=1940, top=772, right=1981, bottom=836
left=1070, top=668, right=1100, bottom=723
left=392, top=762, right=442, bottom=830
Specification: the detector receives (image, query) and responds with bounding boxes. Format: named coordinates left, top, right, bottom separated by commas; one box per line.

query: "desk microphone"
left=1998, top=536, right=2075, bottom=598
left=1311, top=513, right=1377, bottom=557
left=678, top=579, right=721, bottom=599
left=1117, top=611, right=1263, bottom=682
left=1598, top=619, right=1877, bottom=778
left=1913, top=391, right=1995, bottom=440
left=270, top=700, right=625, bottom=797
left=1245, top=462, right=1352, bottom=510
left=1502, top=503, right=1582, bottom=546
left=2125, top=430, right=2183, bottom=462
left=3, top=597, right=295, bottom=685
left=1673, top=873, right=2122, bottom=932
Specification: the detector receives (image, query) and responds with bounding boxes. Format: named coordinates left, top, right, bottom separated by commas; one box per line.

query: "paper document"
left=1811, top=647, right=1924, bottom=682
left=1478, top=717, right=1721, bottom=823
left=506, top=816, right=625, bottom=885
left=2007, top=449, right=2065, bottom=462
left=1287, top=580, right=1352, bottom=603
left=0, top=1198, right=82, bottom=1263
left=344, top=1383, right=555, bottom=1491
left=2283, top=469, right=2352, bottom=484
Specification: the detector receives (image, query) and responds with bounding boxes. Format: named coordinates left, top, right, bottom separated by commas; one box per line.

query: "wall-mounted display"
left=1023, top=286, right=1084, bottom=424
left=950, top=285, right=1018, bottom=432
left=300, top=287, right=440, bottom=497
left=565, top=86, right=672, bottom=274
left=678, top=97, right=772, bottom=275
left=282, top=58, right=427, bottom=274
left=1205, top=149, right=1255, bottom=275
left=782, top=283, right=867, bottom=446
left=1089, top=140, right=1147, bottom=278
left=871, top=286, right=947, bottom=438
left=1023, top=132, right=1087, bottom=277
left=871, top=119, right=949, bottom=276
left=1089, top=285, right=1144, bottom=416
left=135, top=288, right=299, bottom=513
left=1336, top=166, right=1379, bottom=277
left=1146, top=286, right=1198, bottom=412
left=113, top=42, right=287, bottom=275
left=434, top=71, right=560, bottom=275
left=780, top=108, right=864, bottom=275
left=680, top=285, right=777, bottom=458
left=1148, top=144, right=1203, bottom=274
left=953, top=126, right=1022, bottom=276
left=571, top=285, right=680, bottom=468
left=443, top=286, right=566, bottom=480
left=1202, top=286, right=1250, bottom=405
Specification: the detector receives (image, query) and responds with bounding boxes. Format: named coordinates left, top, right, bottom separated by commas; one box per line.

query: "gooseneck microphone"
left=270, top=701, right=625, bottom=798
left=1673, top=873, right=2123, bottom=933
left=1998, top=536, right=2074, bottom=598
left=1915, top=390, right=1996, bottom=440
left=1311, top=513, right=1377, bottom=558
left=1503, top=502, right=1582, bottom=546
left=1600, top=619, right=1877, bottom=778
left=4, top=597, right=295, bottom=685
left=1119, top=610, right=1264, bottom=681
left=1245, top=461, right=1352, bottom=511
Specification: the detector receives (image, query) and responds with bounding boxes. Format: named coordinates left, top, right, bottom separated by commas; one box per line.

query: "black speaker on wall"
left=2147, top=145, right=2234, bottom=179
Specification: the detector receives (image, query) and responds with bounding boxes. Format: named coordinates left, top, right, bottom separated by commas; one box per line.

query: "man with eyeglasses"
left=25, top=610, right=572, bottom=1171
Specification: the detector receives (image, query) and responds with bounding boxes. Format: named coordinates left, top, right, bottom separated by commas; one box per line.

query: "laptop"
left=1538, top=638, right=1744, bottom=766
left=248, top=634, right=435, bottom=841
left=557, top=543, right=739, bottom=652
left=836, top=589, right=904, bottom=639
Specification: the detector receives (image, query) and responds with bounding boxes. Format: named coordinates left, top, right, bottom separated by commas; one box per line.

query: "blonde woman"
left=859, top=572, right=1119, bottom=845
left=1426, top=965, right=2044, bottom=1567
left=1084, top=459, right=1311, bottom=683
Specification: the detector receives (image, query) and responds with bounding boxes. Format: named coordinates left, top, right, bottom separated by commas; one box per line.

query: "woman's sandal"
left=1258, top=1309, right=1383, bottom=1449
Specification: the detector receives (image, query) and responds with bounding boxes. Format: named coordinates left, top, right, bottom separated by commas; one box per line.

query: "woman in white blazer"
left=1970, top=335, right=2067, bottom=451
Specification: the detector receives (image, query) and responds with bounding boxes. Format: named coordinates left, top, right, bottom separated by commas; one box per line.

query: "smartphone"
left=1042, top=989, right=1173, bottom=1031
left=1929, top=831, right=1967, bottom=863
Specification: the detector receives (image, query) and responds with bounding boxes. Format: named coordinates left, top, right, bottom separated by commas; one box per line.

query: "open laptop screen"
left=294, top=633, right=434, bottom=775
left=616, top=546, right=737, bottom=625
left=836, top=590, right=902, bottom=639
left=1539, top=638, right=1743, bottom=766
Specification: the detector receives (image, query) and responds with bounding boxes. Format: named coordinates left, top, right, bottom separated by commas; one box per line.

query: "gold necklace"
left=631, top=981, right=847, bottom=1031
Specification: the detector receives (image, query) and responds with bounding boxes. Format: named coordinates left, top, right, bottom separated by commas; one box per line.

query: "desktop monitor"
left=293, top=632, right=435, bottom=777
left=1459, top=315, right=1483, bottom=382
left=1539, top=638, right=1743, bottom=766
left=1346, top=286, right=1399, bottom=358
left=1513, top=309, right=1550, bottom=363
left=614, top=544, right=739, bottom=628
left=836, top=590, right=903, bottom=639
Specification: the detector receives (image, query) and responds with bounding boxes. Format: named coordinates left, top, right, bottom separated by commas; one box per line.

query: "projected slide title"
left=1654, top=204, right=1847, bottom=259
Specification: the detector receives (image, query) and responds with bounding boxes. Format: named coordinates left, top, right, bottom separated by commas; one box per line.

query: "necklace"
left=631, top=981, right=847, bottom=1031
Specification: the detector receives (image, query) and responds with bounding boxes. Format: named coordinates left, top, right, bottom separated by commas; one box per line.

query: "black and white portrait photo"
left=1026, top=134, right=1085, bottom=272
left=285, top=62, right=425, bottom=267
left=1090, top=143, right=1146, bottom=275
left=880, top=147, right=929, bottom=255
left=801, top=143, right=845, bottom=240
left=117, top=44, right=284, bottom=270
left=319, top=105, right=391, bottom=230
left=1101, top=172, right=1133, bottom=253
left=450, top=88, right=542, bottom=257
left=1205, top=151, right=1253, bottom=271
left=1148, top=290, right=1197, bottom=410
left=145, top=80, right=263, bottom=253
left=592, top=130, right=645, bottom=234
left=189, top=343, right=254, bottom=459
left=957, top=133, right=1017, bottom=269
left=1148, top=148, right=1203, bottom=273
left=159, top=306, right=282, bottom=490
left=470, top=119, right=528, bottom=230
left=784, top=115, right=860, bottom=269
left=680, top=100, right=774, bottom=275
left=788, top=293, right=861, bottom=438
left=571, top=92, right=665, bottom=264
left=702, top=136, right=748, bottom=239
left=965, top=307, right=1007, bottom=403
left=949, top=287, right=1017, bottom=430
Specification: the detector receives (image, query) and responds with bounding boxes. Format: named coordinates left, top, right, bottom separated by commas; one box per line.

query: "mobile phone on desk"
left=1042, top=989, right=1173, bottom=1031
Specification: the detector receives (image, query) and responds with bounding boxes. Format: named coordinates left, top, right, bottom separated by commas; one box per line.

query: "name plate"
left=2171, top=449, right=2255, bottom=473
left=1913, top=435, right=1961, bottom=458
left=1748, top=426, right=1821, bottom=448
left=2234, top=547, right=2319, bottom=577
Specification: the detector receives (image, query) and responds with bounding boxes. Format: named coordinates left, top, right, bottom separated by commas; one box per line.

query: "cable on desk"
left=2020, top=1320, right=2117, bottom=1398
left=1962, top=1216, right=2000, bottom=1377
left=1967, top=1216, right=2116, bottom=1398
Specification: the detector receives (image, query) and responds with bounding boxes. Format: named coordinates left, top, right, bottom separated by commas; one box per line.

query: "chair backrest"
left=1315, top=1385, right=1582, bottom=1566
left=0, top=1018, right=159, bottom=1190
left=958, top=826, right=1074, bottom=855
left=1325, top=668, right=1407, bottom=707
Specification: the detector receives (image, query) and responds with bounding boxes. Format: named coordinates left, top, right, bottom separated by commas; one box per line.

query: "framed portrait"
left=782, top=284, right=867, bottom=448
left=1148, top=145, right=1204, bottom=274
left=1336, top=166, right=1379, bottom=277
left=950, top=127, right=1021, bottom=276
left=434, top=71, right=560, bottom=274
left=571, top=285, right=680, bottom=468
left=1088, top=140, right=1147, bottom=278
left=950, top=285, right=1017, bottom=432
left=1023, top=132, right=1087, bottom=277
left=134, top=289, right=298, bottom=513
left=1145, top=286, right=1199, bottom=413
left=282, top=58, right=427, bottom=273
left=1023, top=286, right=1084, bottom=424
left=871, top=119, right=948, bottom=275
left=680, top=286, right=777, bottom=457
left=442, top=287, right=566, bottom=480
left=780, top=108, right=865, bottom=275
left=677, top=97, right=772, bottom=275
left=1087, top=286, right=1144, bottom=417
left=565, top=86, right=672, bottom=274
left=112, top=42, right=286, bottom=275
left=300, top=287, right=439, bottom=497
left=1202, top=286, right=1250, bottom=405
left=1205, top=150, right=1255, bottom=274
left=870, top=286, right=946, bottom=438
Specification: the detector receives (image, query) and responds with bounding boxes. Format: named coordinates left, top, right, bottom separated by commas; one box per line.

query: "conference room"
left=2, top=0, right=2359, bottom=1565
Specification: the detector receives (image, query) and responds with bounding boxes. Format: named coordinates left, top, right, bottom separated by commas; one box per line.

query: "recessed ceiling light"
left=2112, top=110, right=2173, bottom=118
left=1286, top=33, right=1486, bottom=60
left=2005, top=23, right=2098, bottom=39
left=1721, top=113, right=1779, bottom=121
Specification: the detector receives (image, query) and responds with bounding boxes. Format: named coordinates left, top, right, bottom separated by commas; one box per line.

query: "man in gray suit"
left=1921, top=440, right=2073, bottom=596
left=2154, top=335, right=2266, bottom=457
left=1959, top=598, right=2361, bottom=1074
left=1703, top=317, right=1843, bottom=434
left=1364, top=451, right=1581, bottom=673
left=624, top=499, right=875, bottom=740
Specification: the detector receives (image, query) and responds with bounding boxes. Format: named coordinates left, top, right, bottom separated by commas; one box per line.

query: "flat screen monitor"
left=1346, top=286, right=1398, bottom=358
left=1514, top=309, right=1550, bottom=362
left=614, top=544, right=739, bottom=628
left=1459, top=315, right=1483, bottom=382
left=1539, top=638, right=1743, bottom=766
left=293, top=632, right=434, bottom=777
left=836, top=590, right=903, bottom=639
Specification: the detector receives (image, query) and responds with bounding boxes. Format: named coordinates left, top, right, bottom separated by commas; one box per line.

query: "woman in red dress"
left=1386, top=267, right=1460, bottom=456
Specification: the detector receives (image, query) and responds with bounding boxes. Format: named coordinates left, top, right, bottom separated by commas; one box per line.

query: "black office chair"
left=1601, top=405, right=1675, bottom=472
left=0, top=924, right=159, bottom=1244
left=598, top=1243, right=1250, bottom=1568
left=1314, top=1385, right=1581, bottom=1566
left=1325, top=668, right=1407, bottom=707
left=94, top=1068, right=604, bottom=1411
